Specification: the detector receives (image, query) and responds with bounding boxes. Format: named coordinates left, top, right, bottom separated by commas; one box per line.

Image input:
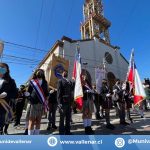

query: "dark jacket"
left=113, top=85, right=123, bottom=101
left=48, top=90, right=57, bottom=104
left=83, top=85, right=93, bottom=101
left=101, top=85, right=112, bottom=109
left=28, top=80, right=49, bottom=105
left=0, top=78, right=18, bottom=113
left=57, top=78, right=73, bottom=105
left=101, top=85, right=110, bottom=100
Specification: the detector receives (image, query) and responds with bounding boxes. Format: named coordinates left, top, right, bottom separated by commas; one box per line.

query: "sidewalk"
left=8, top=109, right=150, bottom=135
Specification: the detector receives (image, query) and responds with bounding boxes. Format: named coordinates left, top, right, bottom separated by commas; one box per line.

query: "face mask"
left=0, top=67, right=7, bottom=75
left=36, top=71, right=44, bottom=79
left=63, top=73, right=68, bottom=78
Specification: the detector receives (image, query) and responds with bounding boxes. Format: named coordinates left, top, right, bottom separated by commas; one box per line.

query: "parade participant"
left=57, top=70, right=73, bottom=135
left=14, top=85, right=29, bottom=127
left=113, top=79, right=130, bottom=125
left=82, top=75, right=95, bottom=135
left=0, top=63, right=18, bottom=135
left=93, top=84, right=102, bottom=120
left=144, top=83, right=150, bottom=109
left=47, top=88, right=58, bottom=130
left=101, top=79, right=115, bottom=130
left=122, top=82, right=133, bottom=123
left=27, top=69, right=49, bottom=135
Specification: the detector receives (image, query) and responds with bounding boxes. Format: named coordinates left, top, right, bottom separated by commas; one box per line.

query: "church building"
left=37, top=0, right=128, bottom=88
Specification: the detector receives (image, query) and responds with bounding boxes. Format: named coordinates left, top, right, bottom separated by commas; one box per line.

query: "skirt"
left=27, top=103, right=44, bottom=119
left=82, top=99, right=94, bottom=119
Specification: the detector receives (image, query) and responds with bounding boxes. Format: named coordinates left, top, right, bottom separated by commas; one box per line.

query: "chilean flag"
left=73, top=46, right=83, bottom=110
left=127, top=50, right=146, bottom=105
left=127, top=49, right=134, bottom=85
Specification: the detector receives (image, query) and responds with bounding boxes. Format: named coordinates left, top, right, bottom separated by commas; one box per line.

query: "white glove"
left=0, top=92, right=7, bottom=99
left=24, top=92, right=30, bottom=97
left=50, top=90, right=55, bottom=94
left=122, top=87, right=126, bottom=90
left=106, top=94, right=111, bottom=97
left=113, top=89, right=117, bottom=93
left=87, top=90, right=94, bottom=93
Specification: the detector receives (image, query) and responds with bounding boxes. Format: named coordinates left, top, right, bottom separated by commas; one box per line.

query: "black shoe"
left=47, top=125, right=51, bottom=131
left=87, top=126, right=95, bottom=135
left=85, top=127, right=89, bottom=135
left=4, top=130, right=8, bottom=135
left=24, top=129, right=28, bottom=135
left=106, top=124, right=115, bottom=130
left=14, top=123, right=19, bottom=127
left=0, top=131, right=3, bottom=135
left=96, top=114, right=102, bottom=120
left=52, top=125, right=57, bottom=130
left=120, top=122, right=130, bottom=126
left=65, top=132, right=72, bottom=135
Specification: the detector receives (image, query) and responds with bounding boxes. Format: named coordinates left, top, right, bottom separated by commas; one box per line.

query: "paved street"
left=8, top=109, right=150, bottom=135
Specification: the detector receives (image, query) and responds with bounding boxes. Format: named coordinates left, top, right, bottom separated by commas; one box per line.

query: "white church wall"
left=63, top=38, right=128, bottom=84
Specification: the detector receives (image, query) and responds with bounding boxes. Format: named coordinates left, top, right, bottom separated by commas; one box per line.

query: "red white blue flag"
left=73, top=46, right=83, bottom=110
left=127, top=49, right=146, bottom=105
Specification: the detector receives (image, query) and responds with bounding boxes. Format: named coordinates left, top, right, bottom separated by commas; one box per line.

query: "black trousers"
left=14, top=100, right=25, bottom=125
left=48, top=103, right=57, bottom=126
left=118, top=102, right=126, bottom=123
left=59, top=104, right=71, bottom=135
left=94, top=99, right=100, bottom=116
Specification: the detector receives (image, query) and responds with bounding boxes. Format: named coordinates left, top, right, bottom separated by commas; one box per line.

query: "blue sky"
left=0, top=0, right=149, bottom=87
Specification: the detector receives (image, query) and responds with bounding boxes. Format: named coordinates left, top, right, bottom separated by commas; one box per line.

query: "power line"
left=4, top=41, right=48, bottom=53
left=35, top=0, right=44, bottom=48
left=46, top=0, right=56, bottom=47
left=3, top=54, right=41, bottom=63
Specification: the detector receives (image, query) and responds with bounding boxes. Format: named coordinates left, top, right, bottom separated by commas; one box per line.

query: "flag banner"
left=49, top=54, right=69, bottom=89
left=73, top=48, right=83, bottom=110
left=127, top=50, right=134, bottom=85
left=95, top=67, right=106, bottom=94
left=127, top=50, right=146, bottom=105
left=0, top=135, right=150, bottom=150
left=134, top=67, right=146, bottom=105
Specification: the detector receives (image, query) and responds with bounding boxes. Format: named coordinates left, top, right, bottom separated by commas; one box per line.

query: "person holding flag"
left=81, top=74, right=95, bottom=135
left=73, top=43, right=94, bottom=135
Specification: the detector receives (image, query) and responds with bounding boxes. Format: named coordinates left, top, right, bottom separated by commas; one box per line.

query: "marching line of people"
left=0, top=63, right=150, bottom=135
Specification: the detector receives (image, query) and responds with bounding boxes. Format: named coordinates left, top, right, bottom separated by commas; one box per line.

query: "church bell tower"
left=80, top=0, right=111, bottom=44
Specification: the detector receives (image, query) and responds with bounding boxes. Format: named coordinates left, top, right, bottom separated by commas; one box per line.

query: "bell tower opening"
left=80, top=0, right=111, bottom=44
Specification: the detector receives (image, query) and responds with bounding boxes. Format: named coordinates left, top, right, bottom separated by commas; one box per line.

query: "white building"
left=37, top=0, right=128, bottom=88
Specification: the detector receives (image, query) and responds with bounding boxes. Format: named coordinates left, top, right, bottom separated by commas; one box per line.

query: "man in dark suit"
left=101, top=79, right=115, bottom=130
left=57, top=70, right=73, bottom=135
left=113, top=79, right=130, bottom=125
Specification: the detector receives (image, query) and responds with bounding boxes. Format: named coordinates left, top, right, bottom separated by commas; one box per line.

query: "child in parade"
left=0, top=63, right=18, bottom=135
left=82, top=74, right=95, bottom=135
left=27, top=69, right=49, bottom=135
